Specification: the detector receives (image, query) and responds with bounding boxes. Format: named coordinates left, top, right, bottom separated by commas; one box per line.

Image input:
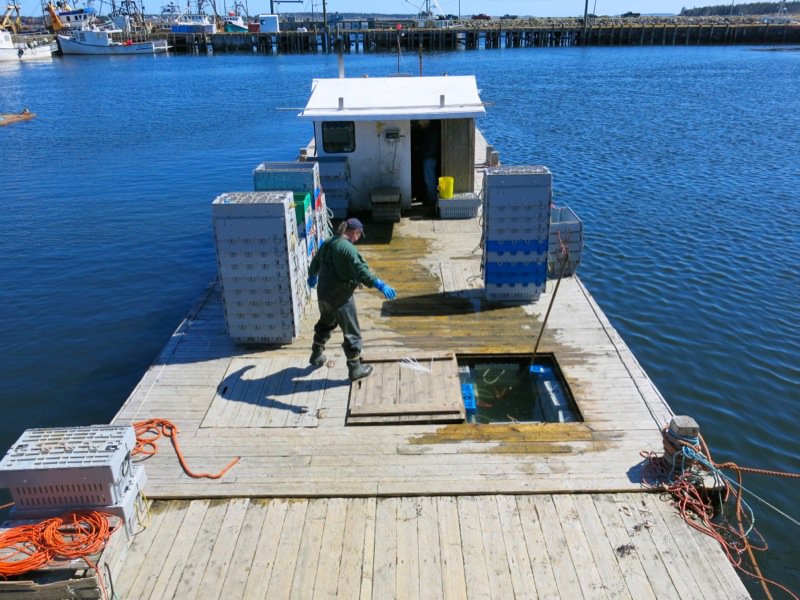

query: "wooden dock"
left=106, top=183, right=751, bottom=596
left=161, top=22, right=800, bottom=54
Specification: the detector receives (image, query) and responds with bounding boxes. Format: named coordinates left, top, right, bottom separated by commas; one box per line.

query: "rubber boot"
left=309, top=343, right=327, bottom=367
left=347, top=358, right=373, bottom=381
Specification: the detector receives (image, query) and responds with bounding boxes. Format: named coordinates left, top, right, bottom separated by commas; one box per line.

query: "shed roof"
left=298, top=75, right=485, bottom=121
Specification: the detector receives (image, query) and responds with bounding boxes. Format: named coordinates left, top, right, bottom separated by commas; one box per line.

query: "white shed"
left=298, top=75, right=485, bottom=214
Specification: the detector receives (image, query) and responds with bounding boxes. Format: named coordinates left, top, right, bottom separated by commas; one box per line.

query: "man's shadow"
left=217, top=364, right=349, bottom=414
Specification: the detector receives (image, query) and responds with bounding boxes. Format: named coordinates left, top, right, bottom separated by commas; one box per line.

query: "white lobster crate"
left=548, top=205, right=583, bottom=277
left=0, top=425, right=136, bottom=510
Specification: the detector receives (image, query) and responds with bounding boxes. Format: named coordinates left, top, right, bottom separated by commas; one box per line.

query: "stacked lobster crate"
left=0, top=425, right=145, bottom=537
left=482, top=166, right=552, bottom=302
left=212, top=191, right=308, bottom=345
left=253, top=160, right=330, bottom=255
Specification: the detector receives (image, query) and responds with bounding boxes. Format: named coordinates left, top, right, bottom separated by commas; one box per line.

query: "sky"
left=20, top=0, right=699, bottom=19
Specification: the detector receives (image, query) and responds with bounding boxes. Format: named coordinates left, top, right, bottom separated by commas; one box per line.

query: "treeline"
left=680, top=2, right=799, bottom=16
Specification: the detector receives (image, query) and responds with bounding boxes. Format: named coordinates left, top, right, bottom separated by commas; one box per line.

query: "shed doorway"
left=410, top=119, right=441, bottom=208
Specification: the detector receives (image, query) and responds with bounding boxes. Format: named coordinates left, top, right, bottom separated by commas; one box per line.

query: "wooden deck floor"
left=108, top=205, right=749, bottom=597
left=109, top=493, right=748, bottom=600
left=113, top=213, right=673, bottom=498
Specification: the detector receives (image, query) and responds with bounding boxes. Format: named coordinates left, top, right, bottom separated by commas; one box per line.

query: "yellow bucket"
left=438, top=176, right=454, bottom=199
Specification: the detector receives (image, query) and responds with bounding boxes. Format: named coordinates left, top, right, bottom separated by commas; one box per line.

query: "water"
left=2, top=47, right=798, bottom=595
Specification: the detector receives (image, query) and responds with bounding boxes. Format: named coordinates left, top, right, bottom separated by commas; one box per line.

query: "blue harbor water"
left=1, top=47, right=798, bottom=595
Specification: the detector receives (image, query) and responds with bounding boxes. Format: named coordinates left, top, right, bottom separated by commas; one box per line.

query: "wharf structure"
left=163, top=21, right=800, bottom=54
left=98, top=75, right=752, bottom=598
left=104, top=211, right=753, bottom=598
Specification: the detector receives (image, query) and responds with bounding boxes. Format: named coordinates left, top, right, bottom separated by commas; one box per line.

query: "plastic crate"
left=0, top=426, right=136, bottom=509
left=484, top=262, right=547, bottom=285
left=212, top=191, right=293, bottom=218
left=10, top=465, right=148, bottom=537
left=484, top=282, right=545, bottom=303
left=485, top=239, right=548, bottom=254
left=293, top=193, right=312, bottom=235
left=438, top=193, right=482, bottom=219
left=253, top=161, right=320, bottom=193
left=461, top=384, right=476, bottom=414
left=548, top=206, right=583, bottom=277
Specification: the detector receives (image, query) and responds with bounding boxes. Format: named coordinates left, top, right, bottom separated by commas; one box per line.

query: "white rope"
left=399, top=357, right=432, bottom=373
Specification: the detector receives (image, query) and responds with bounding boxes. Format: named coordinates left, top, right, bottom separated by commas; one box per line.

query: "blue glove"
left=307, top=275, right=318, bottom=288
left=374, top=278, right=397, bottom=300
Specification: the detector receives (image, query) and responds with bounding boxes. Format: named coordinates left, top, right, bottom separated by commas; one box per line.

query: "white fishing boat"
left=0, top=30, right=55, bottom=61
left=57, top=26, right=169, bottom=55
left=171, top=12, right=216, bottom=33
left=45, top=0, right=96, bottom=30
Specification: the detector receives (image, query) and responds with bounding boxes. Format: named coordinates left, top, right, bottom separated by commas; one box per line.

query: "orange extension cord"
left=0, top=418, right=236, bottom=593
left=643, top=427, right=800, bottom=600
left=0, top=511, right=118, bottom=599
left=131, top=418, right=240, bottom=479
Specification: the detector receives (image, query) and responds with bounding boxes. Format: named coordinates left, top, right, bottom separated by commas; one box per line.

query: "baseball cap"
left=345, top=218, right=365, bottom=238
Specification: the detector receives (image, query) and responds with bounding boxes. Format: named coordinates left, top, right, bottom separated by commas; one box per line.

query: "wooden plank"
left=456, top=496, right=492, bottom=599
left=358, top=497, right=378, bottom=600
left=267, top=356, right=301, bottom=428
left=171, top=499, right=229, bottom=598
left=649, top=495, right=749, bottom=599
left=350, top=402, right=462, bottom=416
left=553, top=494, right=610, bottom=599
left=290, top=498, right=327, bottom=599
left=196, top=497, right=250, bottom=599
left=217, top=359, right=255, bottom=428
left=285, top=364, right=322, bottom=428
left=232, top=358, right=273, bottom=428
left=294, top=363, right=329, bottom=427
left=347, top=412, right=463, bottom=425
left=335, top=498, right=369, bottom=599
left=416, top=496, right=443, bottom=600
left=571, top=494, right=637, bottom=600
left=495, top=495, right=537, bottom=600
left=530, top=495, right=584, bottom=599
left=242, top=498, right=291, bottom=600
left=436, top=496, right=467, bottom=600
left=640, top=494, right=740, bottom=600
left=475, top=495, right=515, bottom=598
left=219, top=499, right=272, bottom=599
left=112, top=498, right=174, bottom=596
left=313, top=497, right=348, bottom=599
left=123, top=500, right=190, bottom=599
left=372, top=497, right=397, bottom=600
left=265, top=498, right=309, bottom=598
left=145, top=499, right=210, bottom=600
left=396, top=497, right=421, bottom=600
left=596, top=494, right=678, bottom=599
left=617, top=494, right=706, bottom=599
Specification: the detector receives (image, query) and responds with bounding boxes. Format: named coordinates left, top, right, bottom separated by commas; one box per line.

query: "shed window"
left=321, top=121, right=355, bottom=153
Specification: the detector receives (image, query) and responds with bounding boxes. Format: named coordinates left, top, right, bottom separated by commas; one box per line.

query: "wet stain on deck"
left=359, top=229, right=542, bottom=354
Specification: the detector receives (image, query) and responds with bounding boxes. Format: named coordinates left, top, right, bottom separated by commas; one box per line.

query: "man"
left=306, top=218, right=396, bottom=381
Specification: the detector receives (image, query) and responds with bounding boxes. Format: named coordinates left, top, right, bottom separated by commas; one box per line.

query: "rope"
left=530, top=232, right=569, bottom=366
left=132, top=419, right=240, bottom=480
left=0, top=511, right=118, bottom=599
left=642, top=426, right=799, bottom=600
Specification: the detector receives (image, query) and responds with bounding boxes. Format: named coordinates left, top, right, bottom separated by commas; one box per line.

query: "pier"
left=96, top=133, right=752, bottom=597
left=161, top=22, right=800, bottom=54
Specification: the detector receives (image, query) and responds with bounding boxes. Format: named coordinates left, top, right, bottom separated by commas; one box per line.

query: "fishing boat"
left=170, top=12, right=216, bottom=33
left=0, top=30, right=55, bottom=61
left=0, top=74, right=757, bottom=598
left=222, top=12, right=247, bottom=32
left=44, top=0, right=96, bottom=30
left=57, top=25, right=169, bottom=54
